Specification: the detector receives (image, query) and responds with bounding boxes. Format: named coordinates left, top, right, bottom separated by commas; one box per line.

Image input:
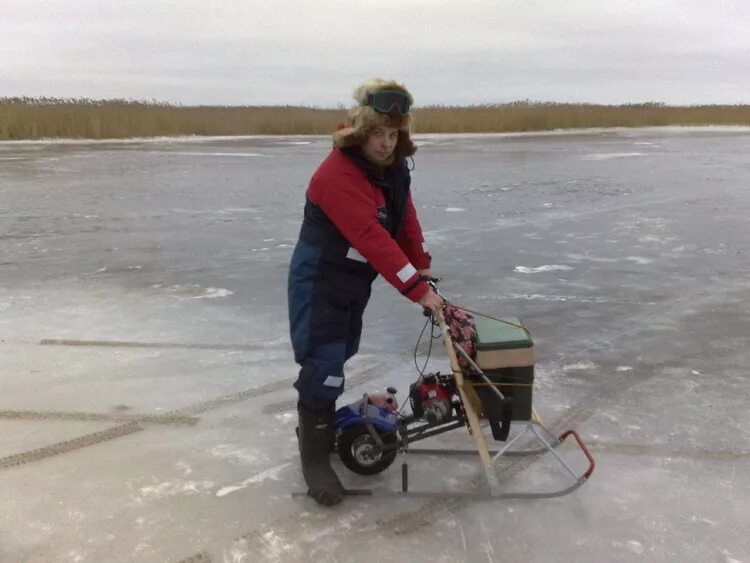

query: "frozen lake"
left=1, top=128, right=749, bottom=562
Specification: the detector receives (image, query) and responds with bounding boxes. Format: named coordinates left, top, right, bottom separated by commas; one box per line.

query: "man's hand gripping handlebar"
left=417, top=276, right=445, bottom=317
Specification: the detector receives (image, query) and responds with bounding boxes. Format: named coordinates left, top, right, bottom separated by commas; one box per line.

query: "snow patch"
left=275, top=412, right=295, bottom=423
left=514, top=265, right=573, bottom=274
left=566, top=253, right=619, bottom=263
left=139, top=480, right=214, bottom=499
left=211, top=444, right=268, bottom=466
left=170, top=207, right=259, bottom=215
left=484, top=293, right=609, bottom=304
left=582, top=152, right=648, bottom=160
left=626, top=540, right=645, bottom=555
left=563, top=361, right=596, bottom=371
left=616, top=366, right=633, bottom=372
left=689, top=514, right=718, bottom=526
left=625, top=256, right=654, bottom=265
left=175, top=461, right=192, bottom=477
left=216, top=462, right=293, bottom=497
left=445, top=207, right=466, bottom=212
left=192, top=287, right=234, bottom=299
left=160, top=151, right=265, bottom=157
left=164, top=283, right=233, bottom=299
left=97, top=265, right=142, bottom=272
left=258, top=529, right=299, bottom=560
left=721, top=549, right=742, bottom=563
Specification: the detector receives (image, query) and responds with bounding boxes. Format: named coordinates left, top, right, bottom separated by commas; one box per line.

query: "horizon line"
left=3, top=97, right=750, bottom=109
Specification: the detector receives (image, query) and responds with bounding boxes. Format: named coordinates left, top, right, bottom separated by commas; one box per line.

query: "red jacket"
left=307, top=149, right=431, bottom=302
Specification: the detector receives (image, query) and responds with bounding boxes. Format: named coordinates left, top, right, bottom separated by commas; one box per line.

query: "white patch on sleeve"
left=323, top=375, right=344, bottom=388
left=397, top=263, right=417, bottom=283
left=346, top=247, right=367, bottom=263
left=422, top=241, right=429, bottom=253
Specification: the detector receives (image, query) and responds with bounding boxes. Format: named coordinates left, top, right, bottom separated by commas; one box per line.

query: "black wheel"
left=337, top=424, right=398, bottom=475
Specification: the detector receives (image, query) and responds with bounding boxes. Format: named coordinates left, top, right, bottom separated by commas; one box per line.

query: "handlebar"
left=422, top=276, right=443, bottom=295
left=421, top=276, right=445, bottom=317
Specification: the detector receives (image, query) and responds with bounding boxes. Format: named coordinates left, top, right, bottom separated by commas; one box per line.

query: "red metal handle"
left=559, top=429, right=596, bottom=479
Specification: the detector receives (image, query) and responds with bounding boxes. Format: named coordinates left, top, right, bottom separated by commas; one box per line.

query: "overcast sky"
left=1, top=0, right=748, bottom=106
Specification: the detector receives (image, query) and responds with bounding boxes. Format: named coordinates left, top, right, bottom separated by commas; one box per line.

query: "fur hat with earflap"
left=332, top=78, right=417, bottom=158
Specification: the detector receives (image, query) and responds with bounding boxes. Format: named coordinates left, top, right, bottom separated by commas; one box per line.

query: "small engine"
left=409, top=373, right=454, bottom=424
left=366, top=386, right=399, bottom=412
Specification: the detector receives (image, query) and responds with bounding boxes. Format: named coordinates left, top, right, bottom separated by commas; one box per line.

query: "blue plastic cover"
left=334, top=402, right=398, bottom=433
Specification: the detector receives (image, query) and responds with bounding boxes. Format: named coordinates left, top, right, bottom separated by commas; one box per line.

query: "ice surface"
left=2, top=128, right=750, bottom=562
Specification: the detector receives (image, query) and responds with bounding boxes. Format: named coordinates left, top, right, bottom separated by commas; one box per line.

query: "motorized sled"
left=299, top=287, right=595, bottom=500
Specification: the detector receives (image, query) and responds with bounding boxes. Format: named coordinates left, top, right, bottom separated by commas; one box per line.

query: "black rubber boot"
left=297, top=402, right=345, bottom=506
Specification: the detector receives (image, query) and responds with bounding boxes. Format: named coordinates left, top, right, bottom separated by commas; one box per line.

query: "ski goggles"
left=366, top=89, right=413, bottom=115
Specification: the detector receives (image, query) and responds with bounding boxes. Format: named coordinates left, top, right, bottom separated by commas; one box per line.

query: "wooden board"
left=437, top=311, right=495, bottom=473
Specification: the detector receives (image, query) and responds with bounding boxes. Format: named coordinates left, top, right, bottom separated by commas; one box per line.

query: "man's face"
left=361, top=125, right=399, bottom=163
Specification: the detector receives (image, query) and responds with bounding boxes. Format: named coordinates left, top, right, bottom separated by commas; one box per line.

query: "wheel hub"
left=352, top=435, right=381, bottom=465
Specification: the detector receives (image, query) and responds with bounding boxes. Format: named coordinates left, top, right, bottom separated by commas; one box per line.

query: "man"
left=288, top=78, right=442, bottom=505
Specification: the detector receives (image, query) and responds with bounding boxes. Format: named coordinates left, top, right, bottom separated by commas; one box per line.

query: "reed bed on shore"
left=1, top=97, right=749, bottom=140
